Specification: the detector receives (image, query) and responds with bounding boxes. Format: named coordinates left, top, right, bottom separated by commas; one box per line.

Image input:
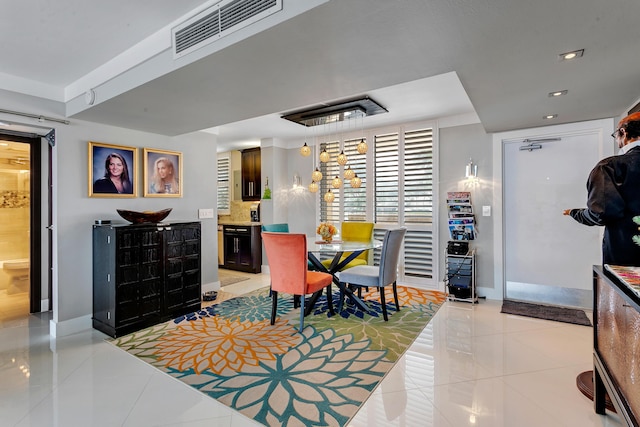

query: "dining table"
left=306, top=237, right=383, bottom=314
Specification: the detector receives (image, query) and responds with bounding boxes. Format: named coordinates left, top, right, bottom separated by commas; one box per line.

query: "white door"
left=503, top=129, right=606, bottom=308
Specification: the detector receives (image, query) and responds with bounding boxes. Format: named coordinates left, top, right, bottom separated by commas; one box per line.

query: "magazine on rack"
left=446, top=191, right=475, bottom=240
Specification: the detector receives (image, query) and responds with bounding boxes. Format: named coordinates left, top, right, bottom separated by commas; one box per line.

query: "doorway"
left=0, top=133, right=41, bottom=323
left=499, top=120, right=613, bottom=309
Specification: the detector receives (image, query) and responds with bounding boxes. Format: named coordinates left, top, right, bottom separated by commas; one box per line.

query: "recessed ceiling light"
left=548, top=90, right=568, bottom=97
left=543, top=114, right=558, bottom=120
left=558, top=49, right=584, bottom=61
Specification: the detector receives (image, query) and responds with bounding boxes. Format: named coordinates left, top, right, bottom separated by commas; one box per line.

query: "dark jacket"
left=569, top=146, right=640, bottom=266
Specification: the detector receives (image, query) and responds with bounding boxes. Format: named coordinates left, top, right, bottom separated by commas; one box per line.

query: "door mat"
left=501, top=300, right=592, bottom=326
left=219, top=274, right=249, bottom=287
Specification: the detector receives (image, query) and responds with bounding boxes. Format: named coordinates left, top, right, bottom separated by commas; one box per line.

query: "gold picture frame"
left=88, top=141, right=138, bottom=198
left=143, top=148, right=183, bottom=197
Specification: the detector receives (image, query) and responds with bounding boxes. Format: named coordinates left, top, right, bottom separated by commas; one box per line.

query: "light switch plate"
left=482, top=205, right=491, bottom=217
left=198, top=208, right=215, bottom=219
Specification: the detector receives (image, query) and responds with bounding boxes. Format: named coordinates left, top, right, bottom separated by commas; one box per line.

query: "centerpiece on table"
left=316, top=222, right=337, bottom=243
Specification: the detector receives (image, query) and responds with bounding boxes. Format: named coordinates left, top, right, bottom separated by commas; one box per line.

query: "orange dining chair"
left=262, top=232, right=334, bottom=332
left=337, top=227, right=407, bottom=321
left=321, top=221, right=374, bottom=271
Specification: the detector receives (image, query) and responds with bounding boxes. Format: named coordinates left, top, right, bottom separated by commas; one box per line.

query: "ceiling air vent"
left=173, top=0, right=281, bottom=58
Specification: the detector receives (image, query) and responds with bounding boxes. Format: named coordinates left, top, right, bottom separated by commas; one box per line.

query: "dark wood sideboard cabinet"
left=92, top=221, right=202, bottom=338
left=223, top=224, right=261, bottom=273
left=593, top=265, right=640, bottom=426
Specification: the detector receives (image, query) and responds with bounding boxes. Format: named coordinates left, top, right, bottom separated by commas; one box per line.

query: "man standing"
left=564, top=112, right=640, bottom=266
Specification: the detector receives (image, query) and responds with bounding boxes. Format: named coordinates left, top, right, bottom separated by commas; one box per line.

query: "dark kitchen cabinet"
left=223, top=224, right=261, bottom=273
left=92, top=221, right=201, bottom=338
left=242, top=147, right=261, bottom=201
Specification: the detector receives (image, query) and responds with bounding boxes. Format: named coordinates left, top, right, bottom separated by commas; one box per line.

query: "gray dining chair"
left=337, top=227, right=407, bottom=321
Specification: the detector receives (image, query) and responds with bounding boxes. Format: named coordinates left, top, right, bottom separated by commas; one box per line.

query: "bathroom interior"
left=0, top=139, right=30, bottom=323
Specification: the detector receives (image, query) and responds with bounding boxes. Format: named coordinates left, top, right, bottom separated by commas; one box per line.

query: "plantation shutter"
left=319, top=140, right=341, bottom=223
left=343, top=137, right=367, bottom=221
left=217, top=153, right=231, bottom=214
left=404, top=128, right=433, bottom=223
left=374, top=133, right=400, bottom=223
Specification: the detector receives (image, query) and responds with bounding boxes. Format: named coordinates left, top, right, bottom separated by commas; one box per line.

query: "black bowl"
left=116, top=208, right=172, bottom=224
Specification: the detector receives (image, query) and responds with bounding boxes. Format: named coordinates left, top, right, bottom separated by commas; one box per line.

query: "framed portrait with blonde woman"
left=88, top=141, right=138, bottom=198
left=143, top=148, right=183, bottom=197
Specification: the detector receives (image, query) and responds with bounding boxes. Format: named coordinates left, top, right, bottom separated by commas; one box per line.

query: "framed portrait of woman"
left=88, top=141, right=138, bottom=198
left=143, top=148, right=183, bottom=197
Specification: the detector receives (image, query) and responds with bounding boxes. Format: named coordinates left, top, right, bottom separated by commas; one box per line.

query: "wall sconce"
left=292, top=172, right=302, bottom=189
left=465, top=158, right=478, bottom=179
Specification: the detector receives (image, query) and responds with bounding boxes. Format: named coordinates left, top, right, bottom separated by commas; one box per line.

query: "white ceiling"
left=2, top=0, right=640, bottom=152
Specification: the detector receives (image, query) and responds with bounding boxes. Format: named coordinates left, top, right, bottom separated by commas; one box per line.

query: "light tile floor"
left=0, top=271, right=625, bottom=426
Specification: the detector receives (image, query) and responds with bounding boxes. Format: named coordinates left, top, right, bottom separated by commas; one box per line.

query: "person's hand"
left=562, top=209, right=571, bottom=216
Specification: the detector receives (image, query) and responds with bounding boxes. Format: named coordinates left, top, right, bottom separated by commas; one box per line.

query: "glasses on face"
left=611, top=128, right=624, bottom=138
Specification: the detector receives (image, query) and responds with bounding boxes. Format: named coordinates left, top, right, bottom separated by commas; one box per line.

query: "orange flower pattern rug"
left=112, top=286, right=445, bottom=426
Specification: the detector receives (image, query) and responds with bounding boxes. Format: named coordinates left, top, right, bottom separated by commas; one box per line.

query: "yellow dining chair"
left=262, top=232, right=334, bottom=332
left=321, top=222, right=374, bottom=271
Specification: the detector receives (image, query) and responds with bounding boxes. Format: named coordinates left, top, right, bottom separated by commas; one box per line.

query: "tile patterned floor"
left=0, top=271, right=625, bottom=426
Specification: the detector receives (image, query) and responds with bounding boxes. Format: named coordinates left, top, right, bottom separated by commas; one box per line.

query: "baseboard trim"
left=49, top=314, right=91, bottom=338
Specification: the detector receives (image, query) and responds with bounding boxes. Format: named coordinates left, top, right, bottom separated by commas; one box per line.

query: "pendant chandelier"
left=324, top=189, right=335, bottom=203
left=300, top=142, right=311, bottom=157
left=350, top=173, right=362, bottom=188
left=356, top=138, right=368, bottom=154
left=344, top=165, right=355, bottom=180
left=311, top=167, right=323, bottom=182
left=308, top=181, right=319, bottom=193
left=319, top=148, right=330, bottom=163
left=332, top=176, right=342, bottom=189
left=336, top=150, right=348, bottom=165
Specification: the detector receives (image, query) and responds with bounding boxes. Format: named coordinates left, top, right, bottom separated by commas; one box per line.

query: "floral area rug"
left=112, top=286, right=445, bottom=426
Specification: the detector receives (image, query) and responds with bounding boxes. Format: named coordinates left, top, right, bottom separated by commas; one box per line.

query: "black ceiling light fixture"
left=281, top=96, right=388, bottom=127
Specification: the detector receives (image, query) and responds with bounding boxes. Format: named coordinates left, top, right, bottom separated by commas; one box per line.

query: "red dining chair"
left=262, top=232, right=334, bottom=332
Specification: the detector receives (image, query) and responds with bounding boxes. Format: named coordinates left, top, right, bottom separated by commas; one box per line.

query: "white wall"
left=439, top=123, right=495, bottom=295
left=0, top=89, right=219, bottom=336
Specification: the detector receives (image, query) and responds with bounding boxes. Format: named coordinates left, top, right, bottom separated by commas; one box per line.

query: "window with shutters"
left=319, top=140, right=341, bottom=224
left=318, top=123, right=435, bottom=287
left=343, top=137, right=367, bottom=221
left=217, top=153, right=231, bottom=215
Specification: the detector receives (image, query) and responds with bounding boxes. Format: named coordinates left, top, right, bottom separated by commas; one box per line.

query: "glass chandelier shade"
left=356, top=138, right=368, bottom=154
left=311, top=167, right=323, bottom=182
left=324, top=189, right=335, bottom=203
left=336, top=150, right=348, bottom=165
left=300, top=142, right=311, bottom=157
left=344, top=165, right=355, bottom=180
left=308, top=181, right=319, bottom=193
left=332, top=175, right=342, bottom=189
left=350, top=174, right=362, bottom=188
left=319, top=148, right=331, bottom=163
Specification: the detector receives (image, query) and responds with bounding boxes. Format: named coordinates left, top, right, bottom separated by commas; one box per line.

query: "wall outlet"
left=198, top=208, right=215, bottom=219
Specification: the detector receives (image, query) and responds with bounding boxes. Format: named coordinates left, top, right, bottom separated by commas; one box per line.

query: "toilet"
left=1, top=259, right=29, bottom=295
